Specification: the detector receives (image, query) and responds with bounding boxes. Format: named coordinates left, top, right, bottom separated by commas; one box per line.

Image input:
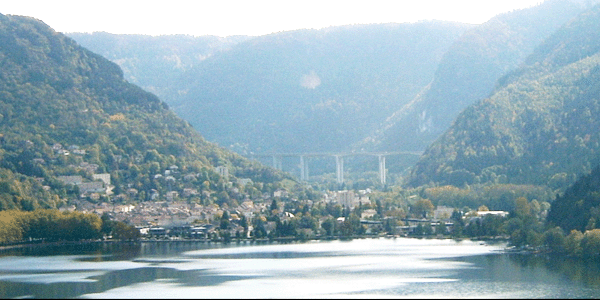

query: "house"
left=183, top=188, right=198, bottom=197
left=78, top=181, right=105, bottom=194
left=237, top=178, right=253, bottom=186
left=92, top=173, right=111, bottom=185
left=57, top=175, right=83, bottom=185
left=434, top=206, right=455, bottom=220
left=476, top=211, right=509, bottom=218
left=72, top=149, right=86, bottom=155
left=115, top=205, right=135, bottom=213
left=215, top=166, right=228, bottom=179
left=273, top=189, right=288, bottom=198
left=361, top=209, right=377, bottom=219
left=127, top=188, right=139, bottom=198
left=183, top=174, right=196, bottom=181
left=337, top=190, right=356, bottom=209
left=166, top=191, right=179, bottom=201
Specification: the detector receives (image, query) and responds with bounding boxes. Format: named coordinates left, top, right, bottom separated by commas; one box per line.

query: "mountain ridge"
left=406, top=3, right=600, bottom=193
left=0, top=13, right=292, bottom=210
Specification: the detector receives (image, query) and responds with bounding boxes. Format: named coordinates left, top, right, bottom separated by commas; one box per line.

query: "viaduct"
left=250, top=151, right=423, bottom=185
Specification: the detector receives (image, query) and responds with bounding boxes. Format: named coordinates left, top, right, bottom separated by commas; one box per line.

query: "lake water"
left=1, top=238, right=600, bottom=298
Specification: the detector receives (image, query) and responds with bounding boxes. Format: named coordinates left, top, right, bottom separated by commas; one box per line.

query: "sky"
left=2, top=0, right=544, bottom=37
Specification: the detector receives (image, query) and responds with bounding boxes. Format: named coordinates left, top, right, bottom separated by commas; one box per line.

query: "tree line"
left=0, top=209, right=139, bottom=245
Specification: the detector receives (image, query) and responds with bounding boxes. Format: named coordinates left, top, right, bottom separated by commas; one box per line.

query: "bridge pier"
left=299, top=155, right=309, bottom=181
left=272, top=155, right=282, bottom=170
left=378, top=155, right=386, bottom=185
left=335, top=155, right=344, bottom=184
left=251, top=151, right=422, bottom=185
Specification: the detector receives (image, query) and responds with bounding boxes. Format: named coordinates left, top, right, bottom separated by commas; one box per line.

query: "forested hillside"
left=0, top=13, right=291, bottom=211
left=547, top=165, right=600, bottom=232
left=159, top=22, right=471, bottom=154
left=407, top=3, right=600, bottom=193
left=365, top=0, right=594, bottom=152
left=67, top=32, right=250, bottom=103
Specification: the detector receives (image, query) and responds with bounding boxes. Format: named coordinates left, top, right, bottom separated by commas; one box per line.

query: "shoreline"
left=0, top=234, right=511, bottom=253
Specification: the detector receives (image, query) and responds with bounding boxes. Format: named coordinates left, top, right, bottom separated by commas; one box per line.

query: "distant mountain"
left=66, top=24, right=474, bottom=180
left=365, top=0, right=595, bottom=153
left=0, top=13, right=289, bottom=210
left=153, top=22, right=472, bottom=154
left=66, top=32, right=250, bottom=103
left=406, top=2, right=600, bottom=192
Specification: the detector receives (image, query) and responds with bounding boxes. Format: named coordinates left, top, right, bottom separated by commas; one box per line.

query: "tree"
left=514, top=197, right=531, bottom=218
left=543, top=226, right=566, bottom=254
left=321, top=217, right=336, bottom=237
left=581, top=229, right=600, bottom=258
left=270, top=199, right=278, bottom=214
left=220, top=210, right=230, bottom=230
left=112, top=222, right=141, bottom=241
left=411, top=199, right=434, bottom=218
left=566, top=230, right=584, bottom=256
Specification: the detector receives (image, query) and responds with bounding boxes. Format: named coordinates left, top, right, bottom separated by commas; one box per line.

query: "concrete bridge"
left=250, top=151, right=423, bottom=185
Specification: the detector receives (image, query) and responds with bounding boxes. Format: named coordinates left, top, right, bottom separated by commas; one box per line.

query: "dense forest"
left=407, top=3, right=600, bottom=193
left=0, top=13, right=296, bottom=211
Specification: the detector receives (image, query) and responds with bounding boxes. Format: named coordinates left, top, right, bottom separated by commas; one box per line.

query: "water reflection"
left=0, top=238, right=600, bottom=298
left=508, top=254, right=600, bottom=289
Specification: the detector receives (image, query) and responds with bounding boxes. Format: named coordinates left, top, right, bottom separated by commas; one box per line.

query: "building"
left=78, top=181, right=105, bottom=194
left=215, top=166, right=228, bottom=179
left=237, top=178, right=253, bottom=186
left=93, top=173, right=111, bottom=185
left=57, top=175, right=83, bottom=185
left=476, top=211, right=509, bottom=218
left=337, top=190, right=356, bottom=209
left=434, top=206, right=455, bottom=220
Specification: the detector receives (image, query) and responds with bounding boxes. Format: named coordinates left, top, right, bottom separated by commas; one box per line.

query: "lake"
left=1, top=237, right=600, bottom=298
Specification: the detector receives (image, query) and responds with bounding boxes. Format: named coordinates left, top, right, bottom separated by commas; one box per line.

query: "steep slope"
left=547, top=164, right=600, bottom=232
left=406, top=3, right=600, bottom=191
left=0, top=13, right=288, bottom=210
left=169, top=22, right=471, bottom=154
left=66, top=32, right=250, bottom=103
left=366, top=0, right=595, bottom=153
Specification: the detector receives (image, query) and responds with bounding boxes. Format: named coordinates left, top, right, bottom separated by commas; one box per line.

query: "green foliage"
left=0, top=208, right=142, bottom=244
left=0, top=209, right=101, bottom=243
left=547, top=165, right=600, bottom=232
left=407, top=4, right=600, bottom=194
left=423, top=184, right=553, bottom=211
left=0, top=13, right=295, bottom=210
left=111, top=222, right=141, bottom=241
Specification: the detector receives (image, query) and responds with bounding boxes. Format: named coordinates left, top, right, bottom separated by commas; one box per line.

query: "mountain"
left=151, top=22, right=472, bottom=154
left=66, top=32, right=250, bottom=103
left=406, top=2, right=600, bottom=192
left=365, top=0, right=595, bottom=153
left=0, top=13, right=290, bottom=211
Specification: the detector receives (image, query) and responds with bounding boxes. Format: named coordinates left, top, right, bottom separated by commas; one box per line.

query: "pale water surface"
left=0, top=238, right=599, bottom=298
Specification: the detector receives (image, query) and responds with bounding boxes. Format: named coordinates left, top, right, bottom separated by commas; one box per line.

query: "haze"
left=3, top=0, right=542, bottom=37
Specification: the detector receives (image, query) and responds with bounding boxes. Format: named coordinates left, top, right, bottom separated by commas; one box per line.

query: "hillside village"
left=24, top=139, right=513, bottom=241
left=38, top=142, right=508, bottom=239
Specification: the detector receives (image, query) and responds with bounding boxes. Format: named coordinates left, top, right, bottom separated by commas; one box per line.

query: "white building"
left=215, top=166, right=229, bottom=179
left=93, top=173, right=111, bottom=186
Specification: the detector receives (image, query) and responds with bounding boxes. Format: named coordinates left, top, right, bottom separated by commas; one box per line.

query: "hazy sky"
left=3, top=0, right=543, bottom=37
